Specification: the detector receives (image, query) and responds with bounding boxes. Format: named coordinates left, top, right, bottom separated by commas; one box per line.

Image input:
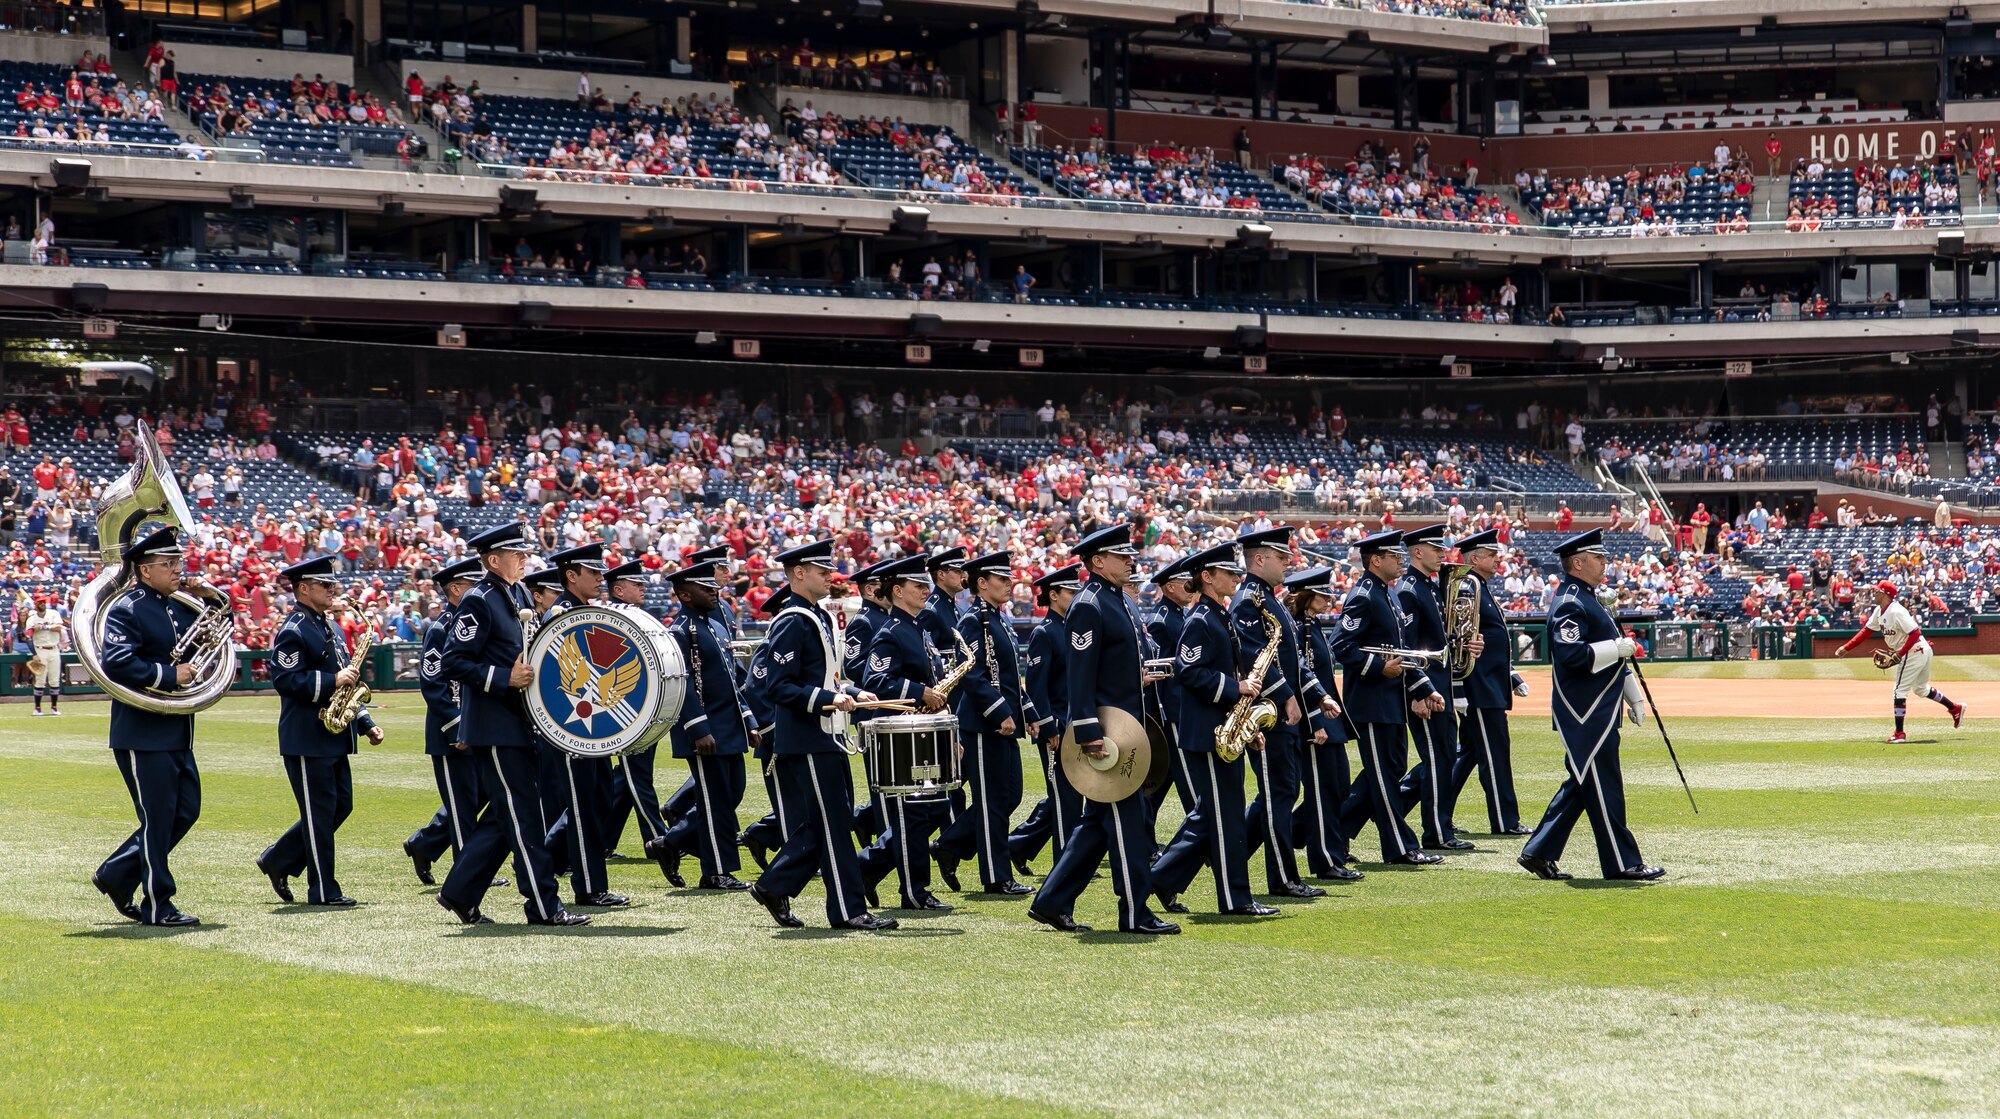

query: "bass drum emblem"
left=525, top=604, right=688, bottom=758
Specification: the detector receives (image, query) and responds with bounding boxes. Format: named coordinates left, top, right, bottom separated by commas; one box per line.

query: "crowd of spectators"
left=1520, top=153, right=1756, bottom=235
left=1285, top=144, right=1510, bottom=231
left=1284, top=0, right=1534, bottom=27
left=3, top=50, right=178, bottom=151
left=1050, top=143, right=1267, bottom=211
left=1787, top=157, right=1960, bottom=231
left=183, top=72, right=411, bottom=136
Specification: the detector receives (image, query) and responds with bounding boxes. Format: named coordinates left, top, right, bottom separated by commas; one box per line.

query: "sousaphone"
left=1060, top=706, right=1154, bottom=804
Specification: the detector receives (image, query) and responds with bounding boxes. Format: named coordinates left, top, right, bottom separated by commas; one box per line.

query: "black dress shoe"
left=92, top=872, right=140, bottom=921
left=1315, top=866, right=1365, bottom=882
left=842, top=913, right=900, bottom=931
left=574, top=891, right=630, bottom=908
left=148, top=912, right=200, bottom=928
left=748, top=882, right=803, bottom=928
left=1502, top=824, right=1534, bottom=836
left=1154, top=890, right=1190, bottom=915
left=1224, top=902, right=1281, bottom=917
left=403, top=838, right=436, bottom=886
left=980, top=879, right=1033, bottom=896
left=908, top=893, right=954, bottom=912
left=1128, top=917, right=1181, bottom=935
left=1615, top=864, right=1666, bottom=881
left=491, top=877, right=510, bottom=889
left=1517, top=854, right=1572, bottom=880
left=1275, top=882, right=1327, bottom=898
left=1390, top=852, right=1444, bottom=866
left=438, top=894, right=483, bottom=925
left=644, top=838, right=686, bottom=887
left=700, top=874, right=751, bottom=891
left=1028, top=907, right=1090, bottom=932
left=1012, top=854, right=1033, bottom=878
left=1428, top=838, right=1476, bottom=851
left=313, top=895, right=359, bottom=907
left=259, top=863, right=294, bottom=904
left=929, top=842, right=962, bottom=892
left=740, top=833, right=772, bottom=871
left=528, top=909, right=592, bottom=927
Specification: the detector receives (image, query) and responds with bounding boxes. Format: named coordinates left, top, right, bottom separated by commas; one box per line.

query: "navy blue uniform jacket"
left=99, top=584, right=199, bottom=752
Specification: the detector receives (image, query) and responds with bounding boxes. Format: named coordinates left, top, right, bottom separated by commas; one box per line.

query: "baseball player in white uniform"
left=26, top=597, right=66, bottom=715
left=1834, top=580, right=1963, bottom=743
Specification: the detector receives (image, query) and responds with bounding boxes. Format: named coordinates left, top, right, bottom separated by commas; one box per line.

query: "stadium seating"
left=0, top=61, right=185, bottom=156
left=1012, top=146, right=1313, bottom=217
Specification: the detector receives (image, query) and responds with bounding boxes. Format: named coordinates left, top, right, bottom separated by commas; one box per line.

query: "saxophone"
left=925, top=631, right=979, bottom=711
left=1216, top=607, right=1282, bottom=763
left=319, top=613, right=374, bottom=732
left=1443, top=562, right=1481, bottom=682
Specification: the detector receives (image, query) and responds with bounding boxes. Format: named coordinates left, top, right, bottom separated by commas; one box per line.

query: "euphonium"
left=319, top=612, right=374, bottom=733
left=70, top=419, right=237, bottom=714
left=1216, top=607, right=1282, bottom=763
left=1443, top=562, right=1481, bottom=682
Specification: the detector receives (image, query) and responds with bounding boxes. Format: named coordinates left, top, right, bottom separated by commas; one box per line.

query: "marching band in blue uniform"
left=1518, top=530, right=1664, bottom=882
left=91, top=525, right=206, bottom=927
left=933, top=550, right=1034, bottom=895
left=1447, top=528, right=1533, bottom=836
left=257, top=554, right=383, bottom=907
left=81, top=510, right=1678, bottom=937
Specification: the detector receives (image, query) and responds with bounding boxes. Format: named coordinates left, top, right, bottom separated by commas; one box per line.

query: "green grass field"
left=4, top=692, right=1998, bottom=1119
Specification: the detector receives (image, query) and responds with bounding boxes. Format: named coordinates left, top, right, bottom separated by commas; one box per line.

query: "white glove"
left=1588, top=639, right=1626, bottom=673
left=1622, top=672, right=1645, bottom=724
left=1615, top=637, right=1638, bottom=660
left=1453, top=697, right=1469, bottom=715
left=1511, top=673, right=1529, bottom=698
left=1627, top=695, right=1646, bottom=725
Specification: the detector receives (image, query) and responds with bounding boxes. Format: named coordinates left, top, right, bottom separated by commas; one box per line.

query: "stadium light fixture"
left=49, top=158, right=90, bottom=191
left=229, top=189, right=255, bottom=211
left=892, top=205, right=930, bottom=234
left=1938, top=229, right=1966, bottom=256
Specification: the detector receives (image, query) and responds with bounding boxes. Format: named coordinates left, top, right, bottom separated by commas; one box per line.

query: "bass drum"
left=524, top=603, right=688, bottom=759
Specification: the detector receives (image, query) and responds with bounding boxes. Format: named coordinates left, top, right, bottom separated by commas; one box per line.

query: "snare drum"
left=861, top=712, right=964, bottom=801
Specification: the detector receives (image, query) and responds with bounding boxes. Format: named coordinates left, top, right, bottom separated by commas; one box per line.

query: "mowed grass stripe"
left=0, top=915, right=1103, bottom=1119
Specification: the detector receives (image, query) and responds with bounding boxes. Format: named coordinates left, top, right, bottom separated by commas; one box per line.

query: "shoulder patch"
left=453, top=613, right=480, bottom=642
left=1070, top=629, right=1094, bottom=652
left=1178, top=643, right=1202, bottom=664
left=1340, top=614, right=1364, bottom=631
left=420, top=647, right=442, bottom=679
left=1558, top=620, right=1582, bottom=644
left=844, top=636, right=862, bottom=660
left=868, top=653, right=892, bottom=675
left=275, top=649, right=301, bottom=669
left=751, top=662, right=769, bottom=679
left=774, top=649, right=796, bottom=664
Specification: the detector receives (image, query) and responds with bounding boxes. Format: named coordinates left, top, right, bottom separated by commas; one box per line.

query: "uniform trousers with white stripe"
left=1143, top=735, right=1198, bottom=843
left=600, top=746, right=668, bottom=857
left=659, top=753, right=746, bottom=877
left=409, top=753, right=487, bottom=864
left=1034, top=791, right=1159, bottom=931
left=543, top=754, right=610, bottom=899
left=1291, top=735, right=1354, bottom=873
left=857, top=794, right=944, bottom=902
left=1008, top=741, right=1084, bottom=866
left=1242, top=726, right=1304, bottom=890
left=439, top=744, right=564, bottom=922
left=934, top=731, right=1024, bottom=887
left=98, top=748, right=200, bottom=922
left=1337, top=722, right=1423, bottom=861
left=1449, top=706, right=1523, bottom=833
left=1521, top=738, right=1644, bottom=879
left=1151, top=751, right=1251, bottom=911
left=758, top=753, right=868, bottom=925
left=261, top=755, right=353, bottom=904
left=1399, top=705, right=1459, bottom=847
left=738, top=761, right=786, bottom=850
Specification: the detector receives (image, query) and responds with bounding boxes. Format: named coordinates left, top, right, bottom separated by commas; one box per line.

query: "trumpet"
left=1360, top=646, right=1450, bottom=665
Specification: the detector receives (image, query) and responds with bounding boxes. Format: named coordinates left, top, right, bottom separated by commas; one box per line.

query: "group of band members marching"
left=89, top=516, right=1668, bottom=931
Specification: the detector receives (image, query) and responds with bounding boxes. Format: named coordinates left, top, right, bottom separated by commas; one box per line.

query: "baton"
left=1624, top=657, right=1698, bottom=814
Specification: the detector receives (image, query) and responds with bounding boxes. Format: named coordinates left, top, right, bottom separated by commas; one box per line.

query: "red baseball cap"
left=1875, top=580, right=1898, bottom=596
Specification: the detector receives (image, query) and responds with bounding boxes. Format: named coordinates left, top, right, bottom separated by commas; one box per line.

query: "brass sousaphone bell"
left=1060, top=706, right=1154, bottom=804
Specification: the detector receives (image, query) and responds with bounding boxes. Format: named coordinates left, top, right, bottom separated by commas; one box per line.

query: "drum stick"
left=850, top=699, right=919, bottom=711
